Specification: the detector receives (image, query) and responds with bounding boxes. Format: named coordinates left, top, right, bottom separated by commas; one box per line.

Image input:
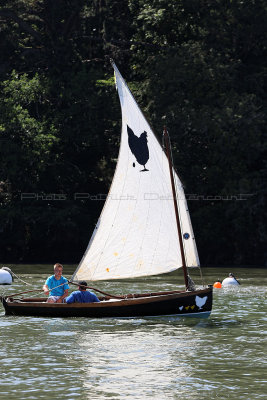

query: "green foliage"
left=0, top=71, right=57, bottom=187
left=0, top=0, right=266, bottom=265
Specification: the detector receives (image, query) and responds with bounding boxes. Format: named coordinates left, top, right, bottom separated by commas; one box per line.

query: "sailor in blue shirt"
left=66, top=281, right=100, bottom=304
left=43, top=263, right=69, bottom=303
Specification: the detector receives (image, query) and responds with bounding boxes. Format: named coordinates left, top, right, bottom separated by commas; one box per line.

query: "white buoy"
left=0, top=267, right=13, bottom=285
left=222, top=273, right=240, bottom=286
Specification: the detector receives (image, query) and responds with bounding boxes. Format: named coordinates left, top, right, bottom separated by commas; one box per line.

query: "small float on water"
left=0, top=267, right=13, bottom=285
left=213, top=280, right=222, bottom=289
left=222, top=273, right=240, bottom=286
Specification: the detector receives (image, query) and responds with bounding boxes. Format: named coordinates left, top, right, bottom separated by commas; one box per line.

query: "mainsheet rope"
left=3, top=281, right=124, bottom=300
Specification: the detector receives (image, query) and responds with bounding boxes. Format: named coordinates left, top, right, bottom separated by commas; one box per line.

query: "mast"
left=163, top=127, right=189, bottom=290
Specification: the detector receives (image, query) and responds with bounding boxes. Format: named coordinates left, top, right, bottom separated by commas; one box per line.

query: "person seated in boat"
left=43, top=263, right=69, bottom=303
left=65, top=281, right=100, bottom=304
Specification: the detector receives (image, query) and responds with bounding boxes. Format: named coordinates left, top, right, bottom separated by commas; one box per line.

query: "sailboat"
left=2, top=62, right=212, bottom=318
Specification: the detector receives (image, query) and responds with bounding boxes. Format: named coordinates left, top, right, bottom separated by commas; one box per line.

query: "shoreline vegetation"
left=0, top=1, right=266, bottom=267
left=1, top=265, right=266, bottom=276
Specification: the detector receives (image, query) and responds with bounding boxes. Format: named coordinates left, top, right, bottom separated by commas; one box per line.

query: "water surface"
left=0, top=266, right=266, bottom=400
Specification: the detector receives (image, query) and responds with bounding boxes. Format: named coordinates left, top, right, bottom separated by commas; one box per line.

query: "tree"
left=0, top=0, right=266, bottom=265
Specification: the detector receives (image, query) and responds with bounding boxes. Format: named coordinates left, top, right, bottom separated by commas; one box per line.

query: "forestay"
left=72, top=62, right=199, bottom=281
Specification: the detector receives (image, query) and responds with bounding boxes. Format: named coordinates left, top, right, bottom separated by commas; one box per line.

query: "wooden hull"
left=2, top=288, right=212, bottom=318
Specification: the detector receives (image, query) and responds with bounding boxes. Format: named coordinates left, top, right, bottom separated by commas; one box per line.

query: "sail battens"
left=72, top=63, right=199, bottom=282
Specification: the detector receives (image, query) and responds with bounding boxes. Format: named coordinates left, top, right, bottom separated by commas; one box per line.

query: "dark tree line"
left=0, top=0, right=266, bottom=266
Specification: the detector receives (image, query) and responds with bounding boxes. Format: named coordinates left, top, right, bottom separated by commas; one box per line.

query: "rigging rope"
left=11, top=271, right=33, bottom=286
left=2, top=281, right=124, bottom=300
left=68, top=281, right=124, bottom=299
left=5, top=281, right=68, bottom=298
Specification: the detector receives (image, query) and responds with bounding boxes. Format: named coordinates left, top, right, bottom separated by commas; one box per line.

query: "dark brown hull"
left=2, top=287, right=212, bottom=318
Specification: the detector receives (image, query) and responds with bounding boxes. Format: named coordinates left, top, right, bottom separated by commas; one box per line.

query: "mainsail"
left=72, top=62, right=199, bottom=281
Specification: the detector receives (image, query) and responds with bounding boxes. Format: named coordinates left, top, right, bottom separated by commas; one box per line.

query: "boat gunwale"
left=3, top=287, right=212, bottom=308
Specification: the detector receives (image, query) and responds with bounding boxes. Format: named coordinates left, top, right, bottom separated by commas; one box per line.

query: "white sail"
left=72, top=62, right=199, bottom=281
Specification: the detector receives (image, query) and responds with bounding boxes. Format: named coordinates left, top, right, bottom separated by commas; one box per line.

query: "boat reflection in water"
left=69, top=322, right=200, bottom=397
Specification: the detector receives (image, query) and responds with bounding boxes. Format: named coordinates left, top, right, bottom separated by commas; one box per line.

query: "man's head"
left=79, top=281, right=87, bottom=291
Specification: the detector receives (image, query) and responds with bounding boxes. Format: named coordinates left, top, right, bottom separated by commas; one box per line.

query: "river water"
left=0, top=266, right=266, bottom=400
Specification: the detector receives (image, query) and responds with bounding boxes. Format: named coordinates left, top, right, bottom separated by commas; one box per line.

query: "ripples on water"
left=0, top=267, right=266, bottom=400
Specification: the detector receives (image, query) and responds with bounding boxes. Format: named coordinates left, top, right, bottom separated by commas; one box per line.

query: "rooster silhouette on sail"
left=127, top=125, right=149, bottom=171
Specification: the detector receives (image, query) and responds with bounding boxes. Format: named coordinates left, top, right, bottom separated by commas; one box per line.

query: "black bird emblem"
left=127, top=125, right=149, bottom=171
